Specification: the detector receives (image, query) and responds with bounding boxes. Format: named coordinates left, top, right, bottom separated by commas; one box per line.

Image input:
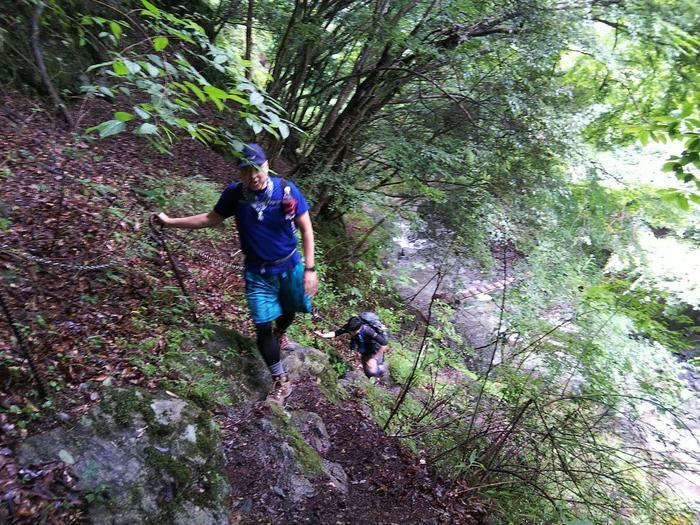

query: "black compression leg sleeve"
left=255, top=322, right=281, bottom=370
left=275, top=311, right=295, bottom=333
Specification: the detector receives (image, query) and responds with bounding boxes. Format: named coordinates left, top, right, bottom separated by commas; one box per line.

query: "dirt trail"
left=218, top=379, right=480, bottom=524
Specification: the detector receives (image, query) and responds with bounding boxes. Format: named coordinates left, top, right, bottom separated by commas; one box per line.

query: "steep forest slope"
left=0, top=91, right=486, bottom=524
left=2, top=0, right=699, bottom=523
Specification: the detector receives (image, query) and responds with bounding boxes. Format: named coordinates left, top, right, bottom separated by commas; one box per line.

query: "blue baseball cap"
left=237, top=143, right=267, bottom=168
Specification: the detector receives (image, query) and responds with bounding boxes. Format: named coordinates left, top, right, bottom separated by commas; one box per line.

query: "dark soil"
left=219, top=379, right=481, bottom=524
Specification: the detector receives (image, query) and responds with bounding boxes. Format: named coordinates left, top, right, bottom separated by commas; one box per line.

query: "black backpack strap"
left=235, top=182, right=244, bottom=201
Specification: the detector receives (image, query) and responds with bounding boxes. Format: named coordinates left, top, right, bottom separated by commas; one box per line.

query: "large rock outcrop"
left=16, top=325, right=351, bottom=524
left=18, top=388, right=230, bottom=525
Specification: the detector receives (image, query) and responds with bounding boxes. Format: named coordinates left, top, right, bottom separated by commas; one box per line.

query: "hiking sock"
left=275, top=311, right=295, bottom=334
left=269, top=361, right=285, bottom=377
left=255, top=321, right=281, bottom=368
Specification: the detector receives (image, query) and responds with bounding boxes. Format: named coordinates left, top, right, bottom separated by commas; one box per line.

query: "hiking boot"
left=275, top=331, right=294, bottom=352
left=267, top=374, right=293, bottom=404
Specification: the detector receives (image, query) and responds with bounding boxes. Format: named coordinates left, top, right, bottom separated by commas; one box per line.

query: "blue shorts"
left=245, top=263, right=312, bottom=325
left=361, top=350, right=384, bottom=364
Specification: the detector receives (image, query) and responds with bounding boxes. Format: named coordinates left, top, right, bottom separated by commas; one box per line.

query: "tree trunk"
left=244, top=0, right=254, bottom=79
left=30, top=2, right=74, bottom=129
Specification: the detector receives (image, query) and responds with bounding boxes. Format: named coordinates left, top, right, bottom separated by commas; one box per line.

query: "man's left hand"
left=304, top=270, right=318, bottom=297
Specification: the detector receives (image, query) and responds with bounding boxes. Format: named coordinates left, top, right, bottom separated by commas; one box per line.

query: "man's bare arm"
left=295, top=211, right=318, bottom=296
left=156, top=211, right=225, bottom=229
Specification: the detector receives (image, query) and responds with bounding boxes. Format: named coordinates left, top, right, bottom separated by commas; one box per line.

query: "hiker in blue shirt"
left=155, top=143, right=318, bottom=404
left=314, top=314, right=388, bottom=378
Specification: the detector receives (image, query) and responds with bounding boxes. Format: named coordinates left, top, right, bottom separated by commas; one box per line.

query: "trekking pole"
left=149, top=216, right=199, bottom=324
left=0, top=281, right=48, bottom=398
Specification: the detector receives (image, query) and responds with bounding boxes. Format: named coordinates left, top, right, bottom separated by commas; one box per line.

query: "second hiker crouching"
left=314, top=313, right=389, bottom=379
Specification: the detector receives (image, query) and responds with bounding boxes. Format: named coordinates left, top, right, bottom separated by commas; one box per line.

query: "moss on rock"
left=107, top=388, right=154, bottom=428
left=145, top=446, right=191, bottom=485
left=286, top=346, right=348, bottom=405
left=18, top=387, right=230, bottom=525
left=268, top=402, right=324, bottom=476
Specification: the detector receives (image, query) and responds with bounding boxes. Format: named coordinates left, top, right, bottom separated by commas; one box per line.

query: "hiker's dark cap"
left=237, top=143, right=267, bottom=168
left=346, top=316, right=362, bottom=331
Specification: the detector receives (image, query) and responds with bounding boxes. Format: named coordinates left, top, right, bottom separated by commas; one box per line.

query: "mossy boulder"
left=179, top=326, right=344, bottom=406
left=170, top=325, right=270, bottom=407
left=17, top=387, right=230, bottom=525
left=241, top=402, right=348, bottom=503
left=290, top=410, right=331, bottom=455
left=282, top=344, right=348, bottom=404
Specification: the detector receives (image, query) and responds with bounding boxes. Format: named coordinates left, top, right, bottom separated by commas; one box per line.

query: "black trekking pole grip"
left=149, top=213, right=165, bottom=232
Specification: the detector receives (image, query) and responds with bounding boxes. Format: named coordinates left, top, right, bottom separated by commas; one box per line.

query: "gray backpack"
left=359, top=312, right=388, bottom=337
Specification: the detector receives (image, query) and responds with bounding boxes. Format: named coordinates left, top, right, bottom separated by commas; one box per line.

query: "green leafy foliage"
left=563, top=3, right=700, bottom=204
left=80, top=1, right=292, bottom=154
left=84, top=483, right=112, bottom=504
left=334, top=159, right=699, bottom=522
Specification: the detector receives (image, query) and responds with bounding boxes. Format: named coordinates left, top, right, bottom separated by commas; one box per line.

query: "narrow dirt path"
left=219, top=379, right=480, bottom=524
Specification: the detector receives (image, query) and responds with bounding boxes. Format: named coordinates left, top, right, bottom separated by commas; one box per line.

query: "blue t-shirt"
left=213, top=177, right=310, bottom=275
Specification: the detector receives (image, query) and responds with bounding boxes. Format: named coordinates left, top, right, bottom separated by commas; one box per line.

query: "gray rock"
left=174, top=503, right=222, bottom=525
left=290, top=410, right=331, bottom=454
left=339, top=369, right=365, bottom=390
left=322, top=459, right=348, bottom=494
left=17, top=388, right=230, bottom=525
left=282, top=344, right=347, bottom=403
left=150, top=398, right=187, bottom=425
left=289, top=474, right=316, bottom=499
left=202, top=325, right=272, bottom=402
left=282, top=345, right=331, bottom=378
left=250, top=417, right=318, bottom=504
left=282, top=351, right=305, bottom=379
left=248, top=403, right=349, bottom=507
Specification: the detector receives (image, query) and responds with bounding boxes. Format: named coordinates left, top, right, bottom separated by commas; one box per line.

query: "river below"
left=385, top=214, right=700, bottom=515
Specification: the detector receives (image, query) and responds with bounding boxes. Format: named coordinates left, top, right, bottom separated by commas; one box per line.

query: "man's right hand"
left=153, top=212, right=170, bottom=227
